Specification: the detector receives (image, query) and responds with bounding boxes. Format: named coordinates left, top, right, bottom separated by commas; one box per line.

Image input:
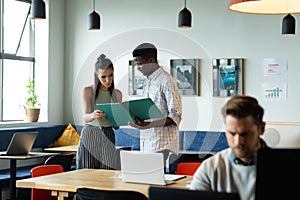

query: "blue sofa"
left=182, top=131, right=229, bottom=152
left=0, top=125, right=228, bottom=157
left=114, top=128, right=228, bottom=152
left=114, top=128, right=140, bottom=150
left=0, top=125, right=83, bottom=152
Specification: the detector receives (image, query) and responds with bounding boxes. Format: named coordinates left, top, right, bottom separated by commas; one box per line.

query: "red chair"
left=175, top=162, right=201, bottom=175
left=31, top=164, right=64, bottom=200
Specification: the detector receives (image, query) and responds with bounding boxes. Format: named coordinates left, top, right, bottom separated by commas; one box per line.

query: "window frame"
left=0, top=0, right=47, bottom=123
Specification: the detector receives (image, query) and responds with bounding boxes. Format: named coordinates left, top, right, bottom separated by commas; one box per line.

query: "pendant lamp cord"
left=93, top=0, right=95, bottom=11
left=184, top=0, right=186, bottom=8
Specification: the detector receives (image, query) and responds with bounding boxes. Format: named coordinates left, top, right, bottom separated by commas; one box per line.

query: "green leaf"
left=25, top=79, right=38, bottom=107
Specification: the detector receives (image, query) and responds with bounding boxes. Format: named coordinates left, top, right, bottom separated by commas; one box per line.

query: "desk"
left=43, top=145, right=130, bottom=153
left=0, top=152, right=59, bottom=200
left=44, top=145, right=78, bottom=152
left=16, top=169, right=192, bottom=200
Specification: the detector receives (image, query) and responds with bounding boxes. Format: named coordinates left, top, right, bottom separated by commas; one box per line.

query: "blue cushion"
left=114, top=128, right=140, bottom=150
left=183, top=131, right=229, bottom=152
left=179, top=131, right=184, bottom=151
left=73, top=125, right=84, bottom=136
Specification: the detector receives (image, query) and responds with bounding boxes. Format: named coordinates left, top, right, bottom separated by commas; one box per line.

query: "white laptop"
left=120, top=151, right=186, bottom=185
left=0, top=132, right=38, bottom=156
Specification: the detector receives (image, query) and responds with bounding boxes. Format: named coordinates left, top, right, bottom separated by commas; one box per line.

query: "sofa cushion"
left=183, top=131, right=228, bottom=152
left=114, top=128, right=140, bottom=150
left=179, top=131, right=184, bottom=151
left=48, top=123, right=80, bottom=147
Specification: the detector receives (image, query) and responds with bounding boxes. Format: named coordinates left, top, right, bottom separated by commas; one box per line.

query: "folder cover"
left=96, top=98, right=164, bottom=126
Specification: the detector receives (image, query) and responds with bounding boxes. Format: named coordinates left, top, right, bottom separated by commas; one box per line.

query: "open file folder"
left=96, top=98, right=164, bottom=126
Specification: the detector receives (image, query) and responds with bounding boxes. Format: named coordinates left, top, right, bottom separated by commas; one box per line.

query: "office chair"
left=176, top=162, right=201, bottom=175
left=44, top=153, right=75, bottom=171
left=73, top=187, right=148, bottom=200
left=115, top=146, right=133, bottom=170
left=169, top=152, right=212, bottom=174
left=156, top=149, right=170, bottom=173
left=31, top=164, right=64, bottom=200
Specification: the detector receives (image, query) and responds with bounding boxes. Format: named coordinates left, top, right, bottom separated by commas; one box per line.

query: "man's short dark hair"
left=221, top=95, right=264, bottom=126
left=132, top=43, right=157, bottom=58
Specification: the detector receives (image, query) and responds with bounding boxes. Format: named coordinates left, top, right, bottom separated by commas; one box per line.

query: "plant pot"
left=25, top=107, right=40, bottom=122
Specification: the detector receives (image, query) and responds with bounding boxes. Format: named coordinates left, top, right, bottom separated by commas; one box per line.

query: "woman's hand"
left=93, top=109, right=106, bottom=119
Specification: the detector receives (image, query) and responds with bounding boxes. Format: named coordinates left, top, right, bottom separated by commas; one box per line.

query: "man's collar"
left=147, top=65, right=161, bottom=79
left=230, top=138, right=268, bottom=166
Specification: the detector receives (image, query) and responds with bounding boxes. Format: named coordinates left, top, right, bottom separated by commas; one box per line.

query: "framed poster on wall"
left=170, top=58, right=200, bottom=96
left=128, top=60, right=146, bottom=96
left=212, top=58, right=244, bottom=97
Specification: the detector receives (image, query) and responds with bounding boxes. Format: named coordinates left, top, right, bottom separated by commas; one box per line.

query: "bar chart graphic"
left=265, top=88, right=282, bottom=98
left=262, top=83, right=286, bottom=101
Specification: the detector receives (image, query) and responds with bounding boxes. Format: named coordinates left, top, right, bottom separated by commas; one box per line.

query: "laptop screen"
left=255, top=148, right=300, bottom=200
left=148, top=187, right=240, bottom=200
left=120, top=151, right=166, bottom=185
left=5, top=132, right=38, bottom=155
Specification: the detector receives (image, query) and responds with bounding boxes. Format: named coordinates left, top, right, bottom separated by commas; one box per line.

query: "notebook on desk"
left=120, top=151, right=186, bottom=185
left=0, top=132, right=38, bottom=156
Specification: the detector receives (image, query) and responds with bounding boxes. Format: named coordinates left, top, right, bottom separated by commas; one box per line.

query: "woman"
left=77, top=54, right=122, bottom=169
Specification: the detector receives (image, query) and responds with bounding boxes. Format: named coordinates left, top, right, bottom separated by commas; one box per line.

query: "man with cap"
left=128, top=42, right=182, bottom=157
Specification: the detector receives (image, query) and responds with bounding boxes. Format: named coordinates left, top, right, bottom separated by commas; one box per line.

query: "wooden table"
left=16, top=169, right=192, bottom=200
left=0, top=152, right=59, bottom=200
left=43, top=145, right=131, bottom=153
left=44, top=145, right=78, bottom=152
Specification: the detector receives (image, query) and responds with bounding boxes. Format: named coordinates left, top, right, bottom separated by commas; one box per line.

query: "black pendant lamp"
left=178, top=0, right=192, bottom=28
left=30, top=0, right=46, bottom=20
left=89, top=0, right=101, bottom=30
left=282, top=14, right=296, bottom=35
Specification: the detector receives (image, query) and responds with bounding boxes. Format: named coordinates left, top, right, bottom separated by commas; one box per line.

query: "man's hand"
left=128, top=116, right=150, bottom=129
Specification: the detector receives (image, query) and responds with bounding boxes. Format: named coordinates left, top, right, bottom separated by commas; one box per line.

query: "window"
left=0, top=0, right=48, bottom=122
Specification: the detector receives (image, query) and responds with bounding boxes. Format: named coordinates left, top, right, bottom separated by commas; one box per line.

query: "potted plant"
left=24, top=79, right=40, bottom=122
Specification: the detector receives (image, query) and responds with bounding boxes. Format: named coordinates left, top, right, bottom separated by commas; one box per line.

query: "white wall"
left=47, top=0, right=300, bottom=146
left=47, top=0, right=66, bottom=125
left=262, top=122, right=300, bottom=148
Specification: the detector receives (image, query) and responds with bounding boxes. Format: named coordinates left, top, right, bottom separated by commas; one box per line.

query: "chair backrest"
left=44, top=153, right=75, bottom=171
left=115, top=146, right=133, bottom=170
left=169, top=153, right=213, bottom=174
left=73, top=187, right=148, bottom=200
left=176, top=162, right=201, bottom=175
left=31, top=164, right=64, bottom=200
left=156, top=149, right=170, bottom=173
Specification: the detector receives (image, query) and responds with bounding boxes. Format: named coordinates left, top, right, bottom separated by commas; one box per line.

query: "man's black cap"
left=132, top=43, right=157, bottom=57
